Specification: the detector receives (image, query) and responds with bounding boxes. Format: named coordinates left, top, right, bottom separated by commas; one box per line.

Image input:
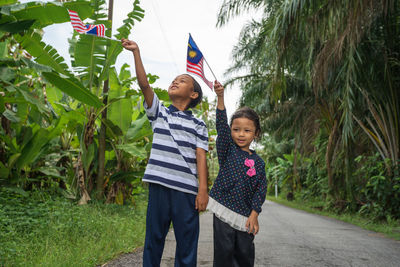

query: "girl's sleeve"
left=216, top=108, right=233, bottom=167
left=251, top=162, right=268, bottom=214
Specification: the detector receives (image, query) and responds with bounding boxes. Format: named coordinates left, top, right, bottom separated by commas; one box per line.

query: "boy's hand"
left=195, top=189, right=209, bottom=212
left=214, top=80, right=224, bottom=97
left=121, top=38, right=138, bottom=52
left=245, top=210, right=259, bottom=235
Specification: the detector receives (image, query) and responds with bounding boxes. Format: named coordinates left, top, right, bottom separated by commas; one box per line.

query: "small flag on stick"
left=186, top=34, right=215, bottom=90
left=68, top=10, right=116, bottom=41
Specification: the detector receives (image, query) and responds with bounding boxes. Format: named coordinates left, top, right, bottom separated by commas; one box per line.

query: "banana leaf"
left=107, top=67, right=132, bottom=134
left=0, top=1, right=92, bottom=29
left=42, top=71, right=102, bottom=108
left=0, top=19, right=35, bottom=33
left=15, top=128, right=49, bottom=170
left=15, top=31, right=70, bottom=75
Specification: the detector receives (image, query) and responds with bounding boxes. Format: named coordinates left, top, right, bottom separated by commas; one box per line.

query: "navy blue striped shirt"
left=143, top=93, right=208, bottom=195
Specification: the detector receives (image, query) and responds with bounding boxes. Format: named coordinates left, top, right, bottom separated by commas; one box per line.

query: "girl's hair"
left=230, top=107, right=261, bottom=137
left=186, top=74, right=203, bottom=109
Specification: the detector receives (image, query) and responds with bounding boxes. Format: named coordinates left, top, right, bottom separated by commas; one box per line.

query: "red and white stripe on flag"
left=96, top=24, right=105, bottom=37
left=68, top=10, right=87, bottom=33
left=187, top=58, right=213, bottom=90
left=68, top=9, right=106, bottom=37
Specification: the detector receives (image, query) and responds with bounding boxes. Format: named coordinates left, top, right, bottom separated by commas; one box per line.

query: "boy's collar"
left=168, top=104, right=192, bottom=115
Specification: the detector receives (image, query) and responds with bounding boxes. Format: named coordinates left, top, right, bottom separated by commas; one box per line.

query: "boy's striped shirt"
left=143, top=93, right=208, bottom=195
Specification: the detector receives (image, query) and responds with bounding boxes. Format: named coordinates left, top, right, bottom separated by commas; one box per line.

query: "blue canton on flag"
left=187, top=34, right=213, bottom=90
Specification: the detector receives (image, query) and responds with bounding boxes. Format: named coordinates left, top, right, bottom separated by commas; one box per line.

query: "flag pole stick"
left=189, top=33, right=218, bottom=81
left=202, top=56, right=217, bottom=81
left=97, top=35, right=119, bottom=42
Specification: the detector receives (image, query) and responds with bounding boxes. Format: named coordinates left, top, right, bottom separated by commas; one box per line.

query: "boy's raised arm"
left=121, top=39, right=154, bottom=108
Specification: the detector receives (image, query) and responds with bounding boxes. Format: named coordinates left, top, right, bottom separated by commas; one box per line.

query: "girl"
left=208, top=81, right=267, bottom=267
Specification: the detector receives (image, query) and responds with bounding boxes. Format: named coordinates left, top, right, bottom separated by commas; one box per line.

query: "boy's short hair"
left=186, top=75, right=203, bottom=109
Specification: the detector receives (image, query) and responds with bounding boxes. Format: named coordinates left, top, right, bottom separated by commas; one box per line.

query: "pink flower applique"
left=245, top=158, right=256, bottom=177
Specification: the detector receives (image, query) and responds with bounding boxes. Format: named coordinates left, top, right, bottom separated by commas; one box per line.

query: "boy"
left=121, top=38, right=209, bottom=267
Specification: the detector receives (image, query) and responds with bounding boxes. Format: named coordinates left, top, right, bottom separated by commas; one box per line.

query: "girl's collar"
left=235, top=144, right=256, bottom=156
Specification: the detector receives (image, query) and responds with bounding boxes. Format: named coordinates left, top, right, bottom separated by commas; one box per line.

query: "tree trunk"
left=293, top=135, right=301, bottom=191
left=78, top=110, right=96, bottom=205
left=326, top=119, right=338, bottom=190
left=96, top=0, right=114, bottom=200
left=77, top=156, right=91, bottom=205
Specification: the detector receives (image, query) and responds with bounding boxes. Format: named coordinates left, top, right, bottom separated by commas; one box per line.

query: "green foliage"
left=15, top=31, right=70, bottom=75
left=355, top=154, right=400, bottom=220
left=218, top=0, right=400, bottom=220
left=0, top=0, right=154, bottom=205
left=0, top=187, right=147, bottom=266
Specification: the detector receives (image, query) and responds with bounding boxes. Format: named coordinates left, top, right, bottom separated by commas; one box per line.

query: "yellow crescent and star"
left=188, top=43, right=197, bottom=59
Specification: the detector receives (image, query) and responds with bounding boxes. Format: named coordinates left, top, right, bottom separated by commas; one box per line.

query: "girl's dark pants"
left=213, top=215, right=255, bottom=267
left=143, top=183, right=199, bottom=267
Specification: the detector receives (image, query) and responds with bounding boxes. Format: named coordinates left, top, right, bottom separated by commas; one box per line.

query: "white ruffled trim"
left=207, top=197, right=248, bottom=232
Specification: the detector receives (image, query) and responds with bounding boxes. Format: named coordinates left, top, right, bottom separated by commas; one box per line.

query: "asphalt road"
left=104, top=200, right=400, bottom=267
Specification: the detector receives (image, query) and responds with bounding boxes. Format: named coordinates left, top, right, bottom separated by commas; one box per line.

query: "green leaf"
left=0, top=94, right=4, bottom=113
left=107, top=68, right=132, bottom=134
left=2, top=108, right=19, bottom=122
left=42, top=71, right=102, bottom=108
left=0, top=40, right=7, bottom=58
left=15, top=31, right=70, bottom=75
left=15, top=128, right=49, bottom=170
left=154, top=88, right=169, bottom=101
left=16, top=87, right=49, bottom=114
left=0, top=19, right=35, bottom=33
left=98, top=41, right=123, bottom=82
left=44, top=85, right=63, bottom=103
left=125, top=114, right=152, bottom=142
left=72, top=34, right=106, bottom=89
left=109, top=170, right=144, bottom=183
left=81, top=143, right=95, bottom=174
left=116, top=143, right=147, bottom=159
left=3, top=1, right=92, bottom=29
left=103, top=118, right=123, bottom=137
left=0, top=161, right=9, bottom=178
left=115, top=0, right=145, bottom=39
left=0, top=66, right=15, bottom=81
left=0, top=0, right=17, bottom=7
left=38, top=166, right=63, bottom=179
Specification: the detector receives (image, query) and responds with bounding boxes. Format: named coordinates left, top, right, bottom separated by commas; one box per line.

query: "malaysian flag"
left=68, top=10, right=105, bottom=37
left=187, top=34, right=213, bottom=90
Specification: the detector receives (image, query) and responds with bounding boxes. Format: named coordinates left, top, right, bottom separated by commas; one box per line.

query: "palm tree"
left=217, top=0, right=400, bottom=210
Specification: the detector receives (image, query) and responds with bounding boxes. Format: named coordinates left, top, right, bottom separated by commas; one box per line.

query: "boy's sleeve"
left=216, top=108, right=233, bottom=167
left=196, top=122, right=209, bottom=152
left=251, top=162, right=268, bottom=214
left=143, top=93, right=160, bottom=123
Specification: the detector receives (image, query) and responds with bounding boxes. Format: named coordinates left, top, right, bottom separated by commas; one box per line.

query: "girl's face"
left=231, top=117, right=257, bottom=153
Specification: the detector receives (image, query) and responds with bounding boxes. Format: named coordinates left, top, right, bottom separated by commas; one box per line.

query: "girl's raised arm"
left=214, top=81, right=233, bottom=166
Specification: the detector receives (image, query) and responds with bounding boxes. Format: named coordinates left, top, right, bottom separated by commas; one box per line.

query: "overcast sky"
left=39, top=0, right=255, bottom=116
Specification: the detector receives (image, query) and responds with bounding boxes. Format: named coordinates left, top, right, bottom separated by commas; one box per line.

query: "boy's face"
left=168, top=74, right=198, bottom=102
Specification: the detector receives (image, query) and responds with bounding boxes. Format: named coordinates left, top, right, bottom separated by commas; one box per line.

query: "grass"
left=267, top=195, right=400, bottom=241
left=0, top=189, right=147, bottom=267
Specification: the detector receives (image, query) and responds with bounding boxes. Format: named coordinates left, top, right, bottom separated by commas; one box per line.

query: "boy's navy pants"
left=143, top=183, right=199, bottom=267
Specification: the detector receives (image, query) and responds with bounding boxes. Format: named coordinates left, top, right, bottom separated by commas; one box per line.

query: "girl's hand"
left=214, top=80, right=224, bottom=97
left=245, top=210, right=259, bottom=235
left=121, top=38, right=138, bottom=52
